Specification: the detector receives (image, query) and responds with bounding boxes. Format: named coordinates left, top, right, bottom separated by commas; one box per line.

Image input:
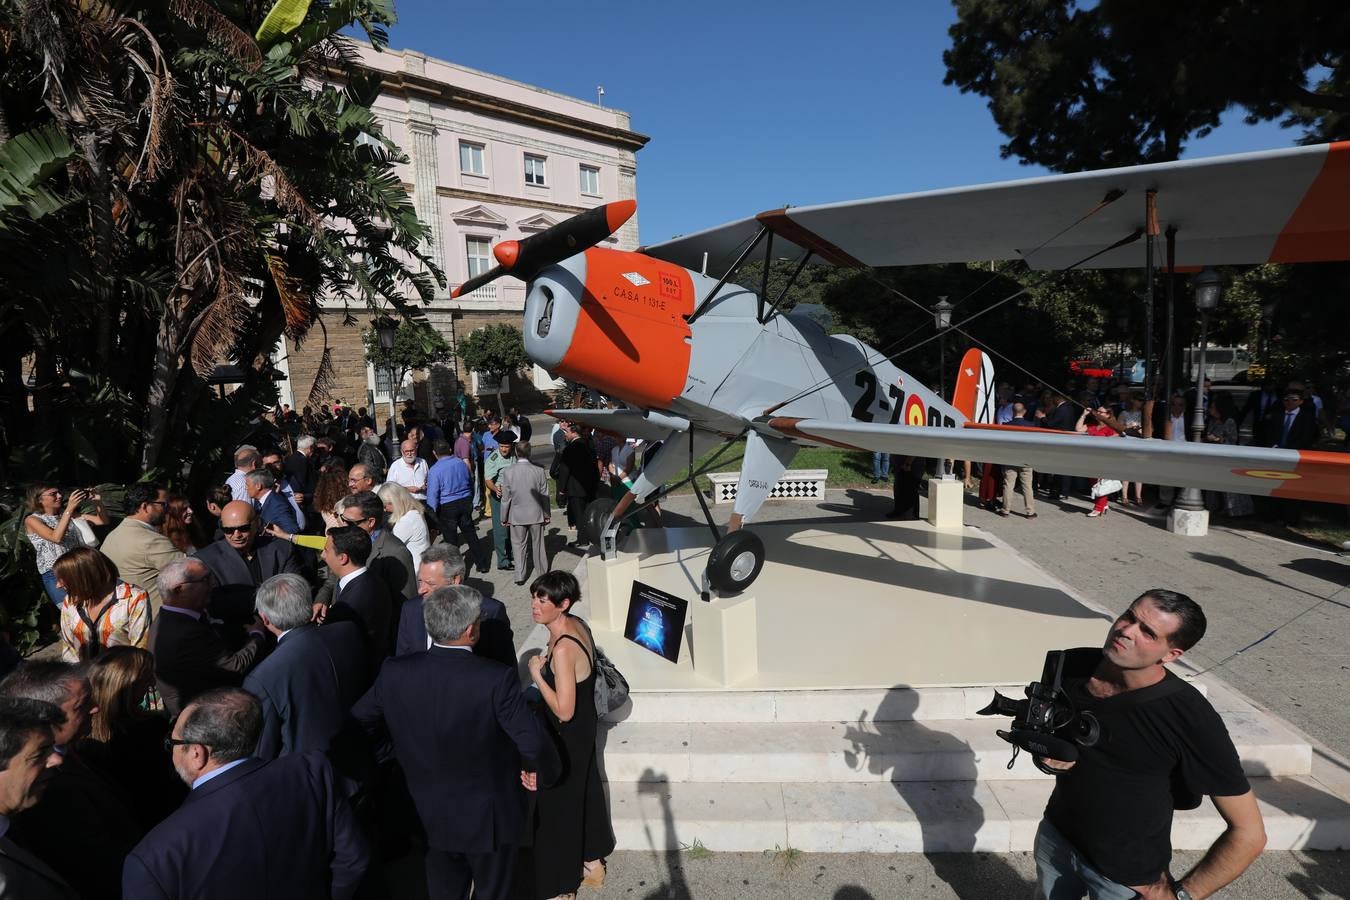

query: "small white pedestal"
left=1167, top=507, right=1210, bottom=536
left=926, top=477, right=965, bottom=531
left=690, top=594, right=759, bottom=685
left=585, top=553, right=641, bottom=631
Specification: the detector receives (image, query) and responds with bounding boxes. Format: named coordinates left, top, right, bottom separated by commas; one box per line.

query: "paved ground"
left=472, top=436, right=1350, bottom=898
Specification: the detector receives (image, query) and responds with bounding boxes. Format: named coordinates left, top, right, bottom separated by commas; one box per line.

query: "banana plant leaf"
left=0, top=123, right=77, bottom=219
left=255, top=0, right=314, bottom=48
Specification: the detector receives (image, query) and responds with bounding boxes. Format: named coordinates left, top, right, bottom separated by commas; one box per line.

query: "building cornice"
left=334, top=63, right=651, bottom=153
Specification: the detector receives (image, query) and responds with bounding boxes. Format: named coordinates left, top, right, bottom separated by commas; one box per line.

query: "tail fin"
left=951, top=348, right=996, bottom=424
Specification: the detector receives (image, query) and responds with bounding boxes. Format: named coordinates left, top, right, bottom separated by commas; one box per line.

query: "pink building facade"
left=280, top=44, right=648, bottom=413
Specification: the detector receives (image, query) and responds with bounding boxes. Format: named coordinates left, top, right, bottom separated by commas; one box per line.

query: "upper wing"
left=644, top=142, right=1350, bottom=274
left=765, top=418, right=1349, bottom=504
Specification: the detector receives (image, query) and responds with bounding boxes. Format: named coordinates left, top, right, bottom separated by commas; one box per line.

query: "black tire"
left=582, top=498, right=619, bottom=546
left=705, top=529, right=765, bottom=594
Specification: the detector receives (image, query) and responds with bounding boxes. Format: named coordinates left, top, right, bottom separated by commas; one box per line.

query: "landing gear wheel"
left=582, top=498, right=619, bottom=547
left=705, top=529, right=765, bottom=594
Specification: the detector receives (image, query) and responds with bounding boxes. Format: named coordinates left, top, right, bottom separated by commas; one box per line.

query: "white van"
left=1183, top=346, right=1252, bottom=384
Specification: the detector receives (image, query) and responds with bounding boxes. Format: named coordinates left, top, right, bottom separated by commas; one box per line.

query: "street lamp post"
left=1116, top=312, right=1129, bottom=385
left=934, top=297, right=953, bottom=399
left=373, top=316, right=399, bottom=468
left=1171, top=268, right=1221, bottom=526
left=933, top=297, right=955, bottom=479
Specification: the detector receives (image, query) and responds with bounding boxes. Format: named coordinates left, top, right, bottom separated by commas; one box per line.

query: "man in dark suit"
left=395, top=544, right=514, bottom=666
left=244, top=469, right=300, bottom=535
left=1260, top=386, right=1321, bottom=450
left=151, top=558, right=269, bottom=716
left=0, top=698, right=76, bottom=900
left=315, top=491, right=417, bottom=609
left=1243, top=380, right=1281, bottom=445
left=123, top=688, right=368, bottom=900
left=192, top=501, right=303, bottom=623
left=321, top=525, right=395, bottom=659
left=2, top=664, right=143, bottom=900
left=244, top=574, right=371, bottom=762
left=354, top=586, right=555, bottom=900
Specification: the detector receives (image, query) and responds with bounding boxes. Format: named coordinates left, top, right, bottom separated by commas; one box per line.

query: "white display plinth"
left=1167, top=507, right=1210, bottom=536
left=586, top=549, right=761, bottom=686
left=926, top=477, right=965, bottom=531
left=690, top=594, right=758, bottom=684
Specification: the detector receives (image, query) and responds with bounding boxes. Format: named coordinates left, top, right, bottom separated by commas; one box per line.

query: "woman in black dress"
left=526, top=571, right=615, bottom=898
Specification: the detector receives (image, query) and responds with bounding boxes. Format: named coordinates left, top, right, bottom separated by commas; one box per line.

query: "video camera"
left=977, top=648, right=1102, bottom=775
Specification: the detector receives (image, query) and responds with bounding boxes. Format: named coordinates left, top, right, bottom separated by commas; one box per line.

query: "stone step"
left=598, top=711, right=1311, bottom=784
left=607, top=776, right=1350, bottom=854
left=615, top=686, right=1019, bottom=724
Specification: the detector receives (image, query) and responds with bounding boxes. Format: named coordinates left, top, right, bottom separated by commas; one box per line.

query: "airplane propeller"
left=451, top=199, right=637, bottom=298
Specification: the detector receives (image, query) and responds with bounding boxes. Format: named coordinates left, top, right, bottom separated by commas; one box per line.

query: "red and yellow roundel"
left=904, top=395, right=926, bottom=426
left=1232, top=469, right=1300, bottom=481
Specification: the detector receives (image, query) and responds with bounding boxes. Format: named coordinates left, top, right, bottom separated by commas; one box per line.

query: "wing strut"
left=685, top=226, right=768, bottom=326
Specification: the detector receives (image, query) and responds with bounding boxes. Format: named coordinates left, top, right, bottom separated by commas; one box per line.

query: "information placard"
left=623, top=580, right=689, bottom=663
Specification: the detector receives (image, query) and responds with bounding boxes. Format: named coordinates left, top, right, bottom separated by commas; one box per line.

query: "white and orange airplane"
left=454, top=141, right=1350, bottom=594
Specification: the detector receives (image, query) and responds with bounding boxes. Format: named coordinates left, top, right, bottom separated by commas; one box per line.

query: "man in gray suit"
left=498, top=441, right=550, bottom=586
left=0, top=699, right=75, bottom=900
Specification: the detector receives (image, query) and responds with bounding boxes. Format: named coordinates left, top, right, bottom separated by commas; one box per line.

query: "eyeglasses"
left=341, top=515, right=369, bottom=526
left=220, top=524, right=253, bottom=534
left=163, top=737, right=205, bottom=753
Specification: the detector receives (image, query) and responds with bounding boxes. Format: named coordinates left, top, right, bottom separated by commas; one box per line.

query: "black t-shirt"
left=1045, top=670, right=1249, bottom=886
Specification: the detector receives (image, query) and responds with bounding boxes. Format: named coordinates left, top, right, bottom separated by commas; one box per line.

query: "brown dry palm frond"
left=165, top=0, right=262, bottom=68
left=190, top=273, right=248, bottom=374
left=266, top=253, right=314, bottom=337
left=303, top=317, right=337, bottom=407
left=117, top=17, right=175, bottom=186
left=224, top=127, right=323, bottom=230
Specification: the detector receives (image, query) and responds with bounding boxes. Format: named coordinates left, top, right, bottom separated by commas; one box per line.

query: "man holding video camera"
left=1034, top=590, right=1266, bottom=900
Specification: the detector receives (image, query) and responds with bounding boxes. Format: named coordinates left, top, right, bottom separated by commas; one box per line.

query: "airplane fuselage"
left=522, top=247, right=965, bottom=446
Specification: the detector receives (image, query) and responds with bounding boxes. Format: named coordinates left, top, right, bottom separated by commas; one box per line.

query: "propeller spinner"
left=451, top=200, right=637, bottom=298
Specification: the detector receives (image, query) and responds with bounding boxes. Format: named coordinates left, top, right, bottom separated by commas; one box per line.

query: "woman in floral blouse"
left=53, top=547, right=150, bottom=662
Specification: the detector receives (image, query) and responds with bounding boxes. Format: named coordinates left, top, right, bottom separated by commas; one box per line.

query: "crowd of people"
left=887, top=374, right=1346, bottom=525
left=7, top=399, right=636, bottom=899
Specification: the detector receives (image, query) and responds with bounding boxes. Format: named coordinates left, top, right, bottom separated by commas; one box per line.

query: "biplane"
left=453, top=141, right=1350, bottom=594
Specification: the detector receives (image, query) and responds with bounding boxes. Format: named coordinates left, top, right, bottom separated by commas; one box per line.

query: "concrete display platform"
left=588, top=520, right=1112, bottom=690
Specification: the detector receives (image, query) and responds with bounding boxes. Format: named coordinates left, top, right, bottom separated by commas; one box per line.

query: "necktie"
left=1282, top=412, right=1295, bottom=447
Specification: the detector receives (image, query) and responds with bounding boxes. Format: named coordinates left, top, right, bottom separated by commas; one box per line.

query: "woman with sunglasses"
left=24, top=483, right=108, bottom=607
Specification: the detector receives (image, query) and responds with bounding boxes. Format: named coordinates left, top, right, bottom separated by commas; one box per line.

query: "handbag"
left=576, top=619, right=629, bottom=716
left=1091, top=478, right=1123, bottom=499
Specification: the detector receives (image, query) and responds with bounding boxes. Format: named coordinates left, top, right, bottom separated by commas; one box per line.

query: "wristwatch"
left=1171, top=877, right=1194, bottom=900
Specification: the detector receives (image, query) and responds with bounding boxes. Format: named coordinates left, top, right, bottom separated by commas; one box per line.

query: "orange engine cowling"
left=525, top=247, right=695, bottom=410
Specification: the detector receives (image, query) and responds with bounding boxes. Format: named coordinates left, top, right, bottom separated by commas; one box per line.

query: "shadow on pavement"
left=843, top=687, right=1033, bottom=899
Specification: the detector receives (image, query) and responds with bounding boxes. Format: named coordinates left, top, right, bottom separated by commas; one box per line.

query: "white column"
left=616, top=163, right=638, bottom=249
left=407, top=117, right=446, bottom=283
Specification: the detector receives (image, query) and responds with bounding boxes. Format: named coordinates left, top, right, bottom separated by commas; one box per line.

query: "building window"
left=579, top=164, right=600, bottom=196
left=373, top=365, right=396, bottom=398
left=466, top=237, right=492, bottom=278
left=524, top=154, right=547, bottom=186
left=459, top=141, right=485, bottom=176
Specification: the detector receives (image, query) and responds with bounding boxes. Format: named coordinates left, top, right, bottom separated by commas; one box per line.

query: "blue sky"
left=385, top=1, right=1299, bottom=246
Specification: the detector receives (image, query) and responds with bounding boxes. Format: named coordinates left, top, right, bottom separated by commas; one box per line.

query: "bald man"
left=191, top=501, right=303, bottom=624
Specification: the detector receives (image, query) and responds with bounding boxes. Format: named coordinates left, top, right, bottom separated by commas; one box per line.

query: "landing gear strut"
left=589, top=428, right=767, bottom=597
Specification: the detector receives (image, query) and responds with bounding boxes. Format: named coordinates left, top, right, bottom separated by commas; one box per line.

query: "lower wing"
left=765, top=417, right=1348, bottom=504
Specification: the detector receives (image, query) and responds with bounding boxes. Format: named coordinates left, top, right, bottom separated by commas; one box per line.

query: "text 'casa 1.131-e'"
left=453, top=141, right=1350, bottom=595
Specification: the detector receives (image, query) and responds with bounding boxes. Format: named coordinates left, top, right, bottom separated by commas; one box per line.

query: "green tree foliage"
left=819, top=263, right=1125, bottom=396
left=944, top=0, right=1350, bottom=171
left=460, top=323, right=527, bottom=416
left=0, top=0, right=441, bottom=643
left=361, top=318, right=453, bottom=396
